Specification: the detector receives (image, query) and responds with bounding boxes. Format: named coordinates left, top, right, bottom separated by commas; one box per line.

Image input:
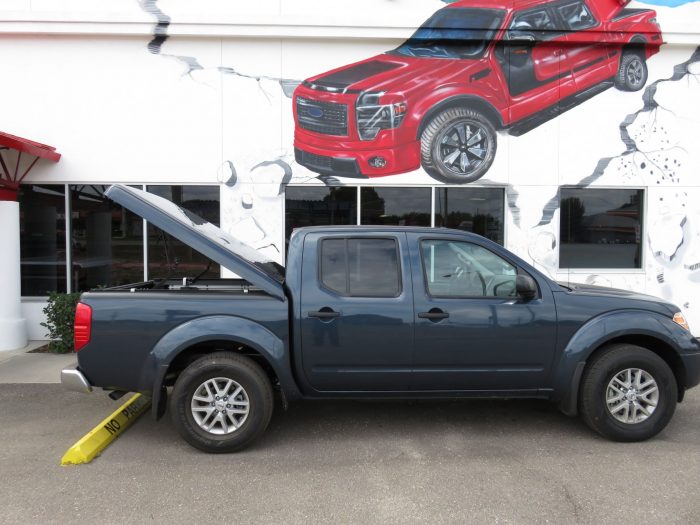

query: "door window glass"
left=507, top=8, right=556, bottom=40
left=556, top=1, right=596, bottom=31
left=421, top=240, right=517, bottom=298
left=320, top=238, right=401, bottom=297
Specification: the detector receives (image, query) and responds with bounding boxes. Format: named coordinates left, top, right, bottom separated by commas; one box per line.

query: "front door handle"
left=308, top=307, right=341, bottom=319
left=418, top=309, right=449, bottom=320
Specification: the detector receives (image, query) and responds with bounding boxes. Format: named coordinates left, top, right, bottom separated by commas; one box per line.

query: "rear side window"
left=556, top=1, right=596, bottom=31
left=320, top=238, right=401, bottom=297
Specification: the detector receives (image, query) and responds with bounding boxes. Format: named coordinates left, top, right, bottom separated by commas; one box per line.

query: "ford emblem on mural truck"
left=294, top=0, right=662, bottom=183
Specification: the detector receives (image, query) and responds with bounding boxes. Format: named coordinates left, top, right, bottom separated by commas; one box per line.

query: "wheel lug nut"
left=226, top=404, right=231, bottom=409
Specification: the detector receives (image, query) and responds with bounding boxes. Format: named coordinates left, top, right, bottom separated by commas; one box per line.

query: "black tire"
left=579, top=344, right=677, bottom=442
left=170, top=352, right=274, bottom=453
left=614, top=52, right=648, bottom=92
left=420, top=107, right=497, bottom=184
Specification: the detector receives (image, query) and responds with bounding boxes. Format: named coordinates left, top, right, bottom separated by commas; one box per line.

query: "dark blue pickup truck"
left=62, top=185, right=700, bottom=452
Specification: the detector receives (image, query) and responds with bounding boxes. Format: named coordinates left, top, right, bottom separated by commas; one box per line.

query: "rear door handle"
left=418, top=309, right=449, bottom=320
left=308, top=308, right=341, bottom=319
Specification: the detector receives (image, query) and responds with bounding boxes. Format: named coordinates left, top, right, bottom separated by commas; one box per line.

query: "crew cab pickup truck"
left=62, top=186, right=700, bottom=452
left=293, top=0, right=662, bottom=183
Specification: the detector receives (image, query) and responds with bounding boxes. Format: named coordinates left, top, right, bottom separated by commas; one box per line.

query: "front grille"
left=296, top=96, right=348, bottom=136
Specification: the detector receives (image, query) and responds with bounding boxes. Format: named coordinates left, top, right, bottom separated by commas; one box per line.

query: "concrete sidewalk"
left=0, top=341, right=75, bottom=383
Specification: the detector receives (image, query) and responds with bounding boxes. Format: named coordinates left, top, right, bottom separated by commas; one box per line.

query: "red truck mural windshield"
left=293, top=0, right=662, bottom=183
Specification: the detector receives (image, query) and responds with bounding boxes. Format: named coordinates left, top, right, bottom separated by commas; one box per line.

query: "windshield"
left=394, top=8, right=505, bottom=59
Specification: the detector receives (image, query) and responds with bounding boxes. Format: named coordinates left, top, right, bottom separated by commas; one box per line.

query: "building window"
left=147, top=185, right=221, bottom=280
left=360, top=187, right=431, bottom=226
left=559, top=188, right=643, bottom=269
left=18, top=184, right=67, bottom=295
left=285, top=186, right=357, bottom=242
left=70, top=185, right=144, bottom=292
left=435, top=187, right=504, bottom=245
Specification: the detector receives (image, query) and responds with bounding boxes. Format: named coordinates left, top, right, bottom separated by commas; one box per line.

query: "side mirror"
left=516, top=275, right=538, bottom=301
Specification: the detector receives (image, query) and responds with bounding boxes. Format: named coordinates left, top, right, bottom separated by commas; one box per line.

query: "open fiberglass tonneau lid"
left=105, top=184, right=285, bottom=300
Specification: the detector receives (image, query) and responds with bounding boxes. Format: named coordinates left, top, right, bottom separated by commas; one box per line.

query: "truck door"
left=409, top=235, right=557, bottom=392
left=493, top=5, right=576, bottom=122
left=299, top=232, right=414, bottom=391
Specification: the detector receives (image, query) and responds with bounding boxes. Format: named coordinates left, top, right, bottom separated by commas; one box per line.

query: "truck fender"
left=411, top=93, right=505, bottom=139
left=553, top=309, right=690, bottom=416
left=138, top=315, right=301, bottom=418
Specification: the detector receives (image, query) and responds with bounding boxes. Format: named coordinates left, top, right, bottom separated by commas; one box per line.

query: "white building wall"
left=2, top=0, right=700, bottom=335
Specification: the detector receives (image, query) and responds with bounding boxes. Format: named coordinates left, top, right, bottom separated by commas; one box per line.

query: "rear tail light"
left=74, top=302, right=92, bottom=352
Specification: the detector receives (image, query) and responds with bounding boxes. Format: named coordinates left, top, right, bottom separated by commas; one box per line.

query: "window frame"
left=558, top=186, right=645, bottom=272
left=418, top=237, right=531, bottom=300
left=317, top=236, right=403, bottom=299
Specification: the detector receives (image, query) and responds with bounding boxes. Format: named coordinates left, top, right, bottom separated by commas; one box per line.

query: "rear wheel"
left=420, top=107, right=497, bottom=184
left=615, top=52, right=648, bottom=92
left=170, top=352, right=274, bottom=453
left=579, top=344, right=677, bottom=442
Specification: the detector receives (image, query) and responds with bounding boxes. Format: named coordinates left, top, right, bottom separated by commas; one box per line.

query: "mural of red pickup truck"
left=293, top=0, right=662, bottom=183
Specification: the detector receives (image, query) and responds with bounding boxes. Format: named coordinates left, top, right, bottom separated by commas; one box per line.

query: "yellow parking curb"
left=61, top=393, right=151, bottom=465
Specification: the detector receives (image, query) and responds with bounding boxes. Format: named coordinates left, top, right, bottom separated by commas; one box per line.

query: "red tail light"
left=74, top=302, right=92, bottom=352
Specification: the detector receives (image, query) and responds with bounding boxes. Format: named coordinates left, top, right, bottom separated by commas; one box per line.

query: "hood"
left=105, top=185, right=285, bottom=300
left=558, top=281, right=677, bottom=315
left=306, top=54, right=483, bottom=94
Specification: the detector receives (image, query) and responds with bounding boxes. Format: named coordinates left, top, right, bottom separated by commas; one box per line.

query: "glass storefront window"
left=559, top=188, right=643, bottom=269
left=360, top=187, right=431, bottom=226
left=18, top=184, right=67, bottom=295
left=285, top=186, right=357, bottom=243
left=147, top=185, right=221, bottom=280
left=435, top=187, right=504, bottom=244
left=70, top=185, right=144, bottom=291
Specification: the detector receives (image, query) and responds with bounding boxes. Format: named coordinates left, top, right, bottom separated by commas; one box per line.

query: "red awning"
left=0, top=131, right=61, bottom=200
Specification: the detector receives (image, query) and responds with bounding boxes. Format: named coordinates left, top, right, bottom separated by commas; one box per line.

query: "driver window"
left=421, top=239, right=517, bottom=298
left=507, top=8, right=556, bottom=41
left=556, top=1, right=596, bottom=31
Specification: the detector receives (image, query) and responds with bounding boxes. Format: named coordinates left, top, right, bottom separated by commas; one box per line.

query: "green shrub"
left=41, top=292, right=82, bottom=354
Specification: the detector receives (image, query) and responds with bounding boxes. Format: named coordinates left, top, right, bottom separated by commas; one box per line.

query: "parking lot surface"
left=1, top=384, right=699, bottom=524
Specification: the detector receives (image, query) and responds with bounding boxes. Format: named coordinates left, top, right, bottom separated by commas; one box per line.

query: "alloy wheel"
left=190, top=377, right=250, bottom=435
left=605, top=368, right=659, bottom=424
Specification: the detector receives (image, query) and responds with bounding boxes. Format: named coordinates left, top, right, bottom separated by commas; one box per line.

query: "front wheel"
left=579, top=344, right=677, bottom=442
left=170, top=352, right=274, bottom=453
left=420, top=107, right=497, bottom=184
left=615, top=52, right=648, bottom=92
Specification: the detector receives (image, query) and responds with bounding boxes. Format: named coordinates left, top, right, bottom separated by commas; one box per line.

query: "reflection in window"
left=320, top=238, right=400, bottom=297
left=18, top=185, right=67, bottom=295
left=285, top=186, right=357, bottom=243
left=147, top=186, right=221, bottom=280
left=361, top=187, right=431, bottom=226
left=421, top=239, right=517, bottom=297
left=560, top=188, right=643, bottom=269
left=435, top=187, right=504, bottom=244
left=70, top=185, right=144, bottom=291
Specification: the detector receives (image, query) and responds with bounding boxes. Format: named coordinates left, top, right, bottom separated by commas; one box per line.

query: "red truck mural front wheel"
left=420, top=107, right=497, bottom=184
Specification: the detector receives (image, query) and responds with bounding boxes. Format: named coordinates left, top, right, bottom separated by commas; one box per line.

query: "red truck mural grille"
left=296, top=96, right=348, bottom=136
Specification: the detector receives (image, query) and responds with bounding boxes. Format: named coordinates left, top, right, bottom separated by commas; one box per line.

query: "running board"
left=507, top=80, right=614, bottom=137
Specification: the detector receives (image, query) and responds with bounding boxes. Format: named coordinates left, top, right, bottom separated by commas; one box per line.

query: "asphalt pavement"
left=0, top=384, right=698, bottom=524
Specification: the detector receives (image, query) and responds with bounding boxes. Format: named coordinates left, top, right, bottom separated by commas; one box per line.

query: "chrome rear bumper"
left=61, top=363, right=93, bottom=394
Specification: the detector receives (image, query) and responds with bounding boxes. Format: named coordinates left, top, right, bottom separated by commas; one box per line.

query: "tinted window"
left=421, top=240, right=517, bottom=298
left=361, top=187, right=431, bottom=226
left=557, top=1, right=596, bottom=31
left=285, top=186, right=357, bottom=243
left=559, top=188, right=643, bottom=269
left=18, top=184, right=67, bottom=295
left=435, top=187, right=504, bottom=245
left=147, top=185, right=221, bottom=280
left=320, top=238, right=401, bottom=297
left=70, top=185, right=144, bottom=291
left=508, top=8, right=556, bottom=40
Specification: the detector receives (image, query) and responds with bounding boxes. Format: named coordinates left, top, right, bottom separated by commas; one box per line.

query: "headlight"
left=356, top=91, right=407, bottom=141
left=673, top=312, right=690, bottom=331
